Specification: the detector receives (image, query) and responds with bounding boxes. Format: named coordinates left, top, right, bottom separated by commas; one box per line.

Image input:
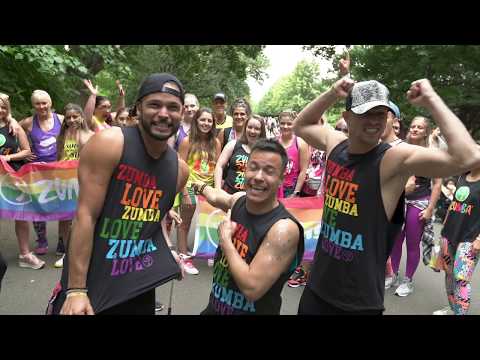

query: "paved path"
left=0, top=220, right=478, bottom=315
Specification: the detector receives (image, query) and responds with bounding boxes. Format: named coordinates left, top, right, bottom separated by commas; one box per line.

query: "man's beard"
left=140, top=115, right=179, bottom=141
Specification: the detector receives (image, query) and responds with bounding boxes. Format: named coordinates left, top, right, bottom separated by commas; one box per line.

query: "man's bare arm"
left=67, top=128, right=123, bottom=289
left=293, top=77, right=351, bottom=153
left=193, top=182, right=243, bottom=213
left=219, top=216, right=300, bottom=302
left=391, top=80, right=480, bottom=179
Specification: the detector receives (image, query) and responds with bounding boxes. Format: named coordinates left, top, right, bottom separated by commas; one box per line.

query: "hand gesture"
left=116, top=80, right=125, bottom=97
left=25, top=153, right=37, bottom=162
left=332, top=76, right=355, bottom=99
left=218, top=209, right=237, bottom=250
left=83, top=79, right=98, bottom=96
left=419, top=207, right=433, bottom=221
left=170, top=250, right=185, bottom=280
left=339, top=50, right=351, bottom=76
left=406, top=79, right=438, bottom=108
left=60, top=294, right=95, bottom=315
left=168, top=209, right=182, bottom=227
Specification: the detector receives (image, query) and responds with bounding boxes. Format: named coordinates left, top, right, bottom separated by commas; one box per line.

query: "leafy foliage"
left=305, top=45, right=480, bottom=138
left=0, top=45, right=266, bottom=120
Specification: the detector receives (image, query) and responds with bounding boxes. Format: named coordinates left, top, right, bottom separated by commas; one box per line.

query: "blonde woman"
left=54, top=103, right=94, bottom=268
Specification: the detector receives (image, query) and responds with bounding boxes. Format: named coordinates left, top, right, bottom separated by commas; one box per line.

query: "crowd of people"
left=0, top=53, right=479, bottom=316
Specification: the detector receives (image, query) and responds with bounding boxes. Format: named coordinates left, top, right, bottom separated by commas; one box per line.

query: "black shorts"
left=99, top=289, right=156, bottom=315
left=298, top=286, right=383, bottom=315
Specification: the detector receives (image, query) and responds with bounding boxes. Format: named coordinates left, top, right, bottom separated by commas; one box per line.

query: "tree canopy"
left=305, top=45, right=480, bottom=138
left=0, top=45, right=267, bottom=119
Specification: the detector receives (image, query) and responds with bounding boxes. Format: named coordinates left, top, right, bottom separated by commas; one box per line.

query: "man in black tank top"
left=53, top=73, right=190, bottom=315
left=192, top=139, right=304, bottom=314
left=293, top=68, right=480, bottom=314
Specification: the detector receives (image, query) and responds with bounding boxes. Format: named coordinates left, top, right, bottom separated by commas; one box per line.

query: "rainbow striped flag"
left=192, top=195, right=323, bottom=262
left=0, top=158, right=79, bottom=221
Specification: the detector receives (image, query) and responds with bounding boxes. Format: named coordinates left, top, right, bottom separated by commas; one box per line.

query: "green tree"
left=306, top=45, right=480, bottom=138
left=256, top=60, right=340, bottom=123
left=119, top=45, right=267, bottom=109
left=0, top=45, right=133, bottom=119
left=0, top=45, right=267, bottom=120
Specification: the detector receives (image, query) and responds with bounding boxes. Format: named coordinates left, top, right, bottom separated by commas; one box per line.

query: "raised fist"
left=332, top=76, right=355, bottom=99
left=406, top=79, right=438, bottom=107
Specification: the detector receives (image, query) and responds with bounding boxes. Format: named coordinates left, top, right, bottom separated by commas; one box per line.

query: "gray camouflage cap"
left=346, top=80, right=395, bottom=115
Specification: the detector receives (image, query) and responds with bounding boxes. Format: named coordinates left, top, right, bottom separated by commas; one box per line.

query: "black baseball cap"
left=136, top=73, right=185, bottom=104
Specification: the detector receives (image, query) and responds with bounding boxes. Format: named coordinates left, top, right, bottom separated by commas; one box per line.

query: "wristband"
left=66, top=292, right=89, bottom=299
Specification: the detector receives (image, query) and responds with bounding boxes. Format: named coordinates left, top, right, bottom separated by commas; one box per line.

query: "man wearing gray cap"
left=212, top=92, right=233, bottom=131
left=293, top=76, right=480, bottom=314
left=50, top=73, right=189, bottom=315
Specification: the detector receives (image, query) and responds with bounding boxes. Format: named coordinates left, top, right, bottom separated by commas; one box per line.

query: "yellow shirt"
left=62, top=138, right=79, bottom=160
left=186, top=150, right=216, bottom=187
left=215, top=115, right=233, bottom=130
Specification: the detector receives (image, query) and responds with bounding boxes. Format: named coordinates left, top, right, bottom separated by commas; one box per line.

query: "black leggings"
left=298, top=286, right=383, bottom=315
left=0, top=252, right=7, bottom=292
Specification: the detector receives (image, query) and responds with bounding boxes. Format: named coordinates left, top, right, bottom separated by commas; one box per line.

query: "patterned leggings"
left=33, top=221, right=47, bottom=244
left=442, top=238, right=479, bottom=315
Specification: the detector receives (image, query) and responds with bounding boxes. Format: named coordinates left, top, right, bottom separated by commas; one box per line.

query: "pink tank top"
left=282, top=136, right=300, bottom=188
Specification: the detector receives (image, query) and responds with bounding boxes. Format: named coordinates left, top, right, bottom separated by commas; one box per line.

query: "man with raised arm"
left=293, top=76, right=480, bottom=315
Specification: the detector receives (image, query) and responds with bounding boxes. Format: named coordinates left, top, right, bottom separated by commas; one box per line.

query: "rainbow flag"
left=0, top=159, right=79, bottom=221
left=192, top=196, right=323, bottom=262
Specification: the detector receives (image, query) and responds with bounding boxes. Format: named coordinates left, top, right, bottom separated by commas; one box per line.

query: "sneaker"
left=433, top=306, right=454, bottom=315
left=155, top=301, right=165, bottom=312
left=385, top=273, right=399, bottom=289
left=34, top=241, right=48, bottom=256
left=395, top=277, right=414, bottom=297
left=19, top=252, right=45, bottom=270
left=180, top=254, right=199, bottom=275
left=56, top=240, right=65, bottom=256
left=54, top=254, right=65, bottom=268
left=288, top=266, right=307, bottom=288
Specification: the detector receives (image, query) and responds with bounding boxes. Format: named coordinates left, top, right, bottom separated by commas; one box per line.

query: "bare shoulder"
left=81, top=127, right=123, bottom=165
left=19, top=116, right=33, bottom=131
left=263, top=218, right=300, bottom=253
left=269, top=218, right=300, bottom=241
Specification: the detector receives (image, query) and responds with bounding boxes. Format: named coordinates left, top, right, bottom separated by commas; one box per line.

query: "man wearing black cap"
left=293, top=76, right=480, bottom=314
left=212, top=92, right=233, bottom=131
left=51, top=73, right=189, bottom=315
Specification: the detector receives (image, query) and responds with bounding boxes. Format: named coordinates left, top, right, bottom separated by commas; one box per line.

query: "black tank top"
left=441, top=174, right=480, bottom=248
left=407, top=176, right=431, bottom=200
left=204, top=195, right=304, bottom=315
left=223, top=141, right=250, bottom=194
left=308, top=140, right=405, bottom=312
left=56, top=126, right=181, bottom=313
left=0, top=125, right=24, bottom=171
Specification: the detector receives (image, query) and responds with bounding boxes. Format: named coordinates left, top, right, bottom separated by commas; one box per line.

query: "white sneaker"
left=385, top=273, right=399, bottom=289
left=179, top=254, right=199, bottom=275
left=18, top=252, right=45, bottom=270
left=54, top=254, right=65, bottom=268
left=433, top=306, right=454, bottom=315
left=395, top=278, right=414, bottom=297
